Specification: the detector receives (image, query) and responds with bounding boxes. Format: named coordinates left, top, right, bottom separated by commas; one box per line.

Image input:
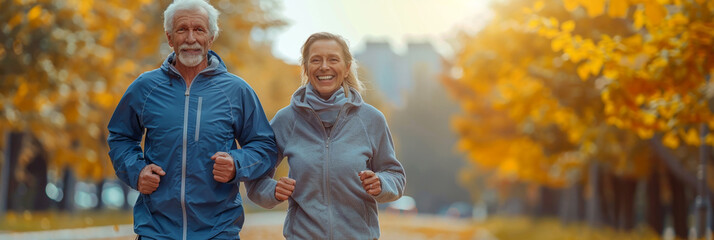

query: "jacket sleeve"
left=228, top=86, right=278, bottom=183
left=369, top=113, right=406, bottom=203
left=107, top=81, right=147, bottom=190
left=245, top=110, right=291, bottom=209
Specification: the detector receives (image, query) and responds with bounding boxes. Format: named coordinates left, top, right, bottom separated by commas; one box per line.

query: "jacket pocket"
left=195, top=97, right=203, bottom=142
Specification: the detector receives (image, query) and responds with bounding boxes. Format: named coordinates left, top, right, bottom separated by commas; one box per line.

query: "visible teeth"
left=318, top=76, right=333, bottom=80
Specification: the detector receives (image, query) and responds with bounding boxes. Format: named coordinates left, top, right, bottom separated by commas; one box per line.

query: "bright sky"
left=271, top=0, right=493, bottom=64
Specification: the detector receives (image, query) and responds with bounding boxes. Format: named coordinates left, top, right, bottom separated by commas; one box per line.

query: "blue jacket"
left=107, top=51, right=277, bottom=240
left=246, top=86, right=406, bottom=239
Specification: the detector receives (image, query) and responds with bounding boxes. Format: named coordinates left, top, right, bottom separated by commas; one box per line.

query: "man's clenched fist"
left=211, top=152, right=236, bottom=183
left=138, top=164, right=166, bottom=194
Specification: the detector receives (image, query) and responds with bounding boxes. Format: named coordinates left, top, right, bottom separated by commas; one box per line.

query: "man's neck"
left=174, top=59, right=208, bottom=87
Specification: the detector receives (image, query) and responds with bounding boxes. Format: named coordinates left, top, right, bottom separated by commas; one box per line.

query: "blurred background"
left=1, top=0, right=713, bottom=239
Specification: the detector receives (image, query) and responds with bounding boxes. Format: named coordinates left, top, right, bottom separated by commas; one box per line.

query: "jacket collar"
left=290, top=85, right=363, bottom=112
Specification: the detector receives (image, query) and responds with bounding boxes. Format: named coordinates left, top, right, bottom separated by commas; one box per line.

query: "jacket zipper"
left=308, top=106, right=346, bottom=239
left=181, top=84, right=191, bottom=240
left=170, top=59, right=213, bottom=240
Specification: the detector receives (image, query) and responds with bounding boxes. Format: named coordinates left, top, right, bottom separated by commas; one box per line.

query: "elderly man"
left=107, top=0, right=277, bottom=239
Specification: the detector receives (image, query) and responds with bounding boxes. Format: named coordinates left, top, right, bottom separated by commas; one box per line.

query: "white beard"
left=177, top=43, right=205, bottom=67
left=178, top=52, right=204, bottom=67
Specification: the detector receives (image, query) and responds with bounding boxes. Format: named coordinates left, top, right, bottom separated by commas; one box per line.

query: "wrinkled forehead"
left=173, top=8, right=209, bottom=25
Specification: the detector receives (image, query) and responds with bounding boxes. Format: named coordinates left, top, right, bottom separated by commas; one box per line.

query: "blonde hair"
left=299, top=32, right=364, bottom=96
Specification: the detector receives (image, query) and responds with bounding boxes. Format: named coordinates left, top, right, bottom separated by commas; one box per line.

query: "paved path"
left=0, top=212, right=483, bottom=240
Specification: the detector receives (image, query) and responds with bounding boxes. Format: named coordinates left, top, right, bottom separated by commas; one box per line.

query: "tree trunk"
left=586, top=162, right=602, bottom=227
left=576, top=183, right=586, bottom=221
left=27, top=135, right=50, bottom=210
left=94, top=179, right=106, bottom=210
left=646, top=165, right=664, bottom=235
left=121, top=181, right=132, bottom=210
left=60, top=167, right=76, bottom=212
left=559, top=183, right=585, bottom=224
left=615, top=176, right=636, bottom=230
left=5, top=132, right=23, bottom=212
left=667, top=165, right=689, bottom=239
left=538, top=186, right=560, bottom=217
left=0, top=132, right=19, bottom=216
left=2, top=132, right=50, bottom=211
left=599, top=170, right=616, bottom=228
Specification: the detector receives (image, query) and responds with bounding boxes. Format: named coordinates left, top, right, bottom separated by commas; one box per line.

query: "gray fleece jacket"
left=246, top=85, right=406, bottom=240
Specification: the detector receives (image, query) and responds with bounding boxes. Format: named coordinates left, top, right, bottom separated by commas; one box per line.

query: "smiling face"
left=306, top=39, right=351, bottom=99
left=166, top=9, right=213, bottom=68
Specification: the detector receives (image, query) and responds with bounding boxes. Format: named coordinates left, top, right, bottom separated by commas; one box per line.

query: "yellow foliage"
left=636, top=128, right=654, bottom=139
left=561, top=20, right=575, bottom=33
left=644, top=0, right=667, bottom=26
left=93, top=92, right=115, bottom=109
left=584, top=0, right=605, bottom=17
left=27, top=5, right=41, bottom=21
left=633, top=8, right=646, bottom=29
left=497, top=159, right=519, bottom=179
left=8, top=13, right=22, bottom=29
left=563, top=0, right=580, bottom=11
left=706, top=134, right=714, bottom=146
left=533, top=1, right=545, bottom=12
left=642, top=112, right=656, bottom=125
left=608, top=0, right=630, bottom=18
left=682, top=127, right=701, bottom=146
left=663, top=131, right=680, bottom=148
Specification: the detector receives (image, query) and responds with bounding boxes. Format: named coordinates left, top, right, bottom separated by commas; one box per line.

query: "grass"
left=477, top=216, right=663, bottom=240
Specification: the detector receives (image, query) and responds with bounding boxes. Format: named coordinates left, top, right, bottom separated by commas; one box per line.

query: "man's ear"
left=166, top=32, right=173, bottom=48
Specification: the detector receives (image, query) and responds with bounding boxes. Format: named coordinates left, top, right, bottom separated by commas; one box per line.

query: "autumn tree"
left=526, top=0, right=714, bottom=236
left=444, top=0, right=673, bottom=232
left=0, top=0, right=296, bottom=212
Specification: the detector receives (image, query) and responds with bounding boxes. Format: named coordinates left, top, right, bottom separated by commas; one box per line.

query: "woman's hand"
left=275, top=177, right=296, bottom=201
left=359, top=170, right=381, bottom=196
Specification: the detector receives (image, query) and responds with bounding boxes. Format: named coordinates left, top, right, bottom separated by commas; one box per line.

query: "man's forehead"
left=173, top=8, right=209, bottom=23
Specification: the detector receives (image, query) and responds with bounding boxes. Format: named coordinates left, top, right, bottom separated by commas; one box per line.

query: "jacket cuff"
left=228, top=155, right=241, bottom=185
left=372, top=172, right=399, bottom=203
left=262, top=180, right=284, bottom=208
left=129, top=161, right=147, bottom=190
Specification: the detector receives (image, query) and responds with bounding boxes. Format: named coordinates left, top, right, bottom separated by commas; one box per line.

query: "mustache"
left=179, top=43, right=202, bottom=51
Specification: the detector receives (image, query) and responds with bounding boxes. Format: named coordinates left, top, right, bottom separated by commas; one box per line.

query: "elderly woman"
left=246, top=32, right=406, bottom=239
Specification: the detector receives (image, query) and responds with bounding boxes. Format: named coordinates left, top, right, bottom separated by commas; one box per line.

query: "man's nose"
left=187, top=31, right=196, bottom=43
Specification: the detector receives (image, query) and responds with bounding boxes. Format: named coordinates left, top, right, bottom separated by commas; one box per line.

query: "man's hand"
left=138, top=164, right=166, bottom=194
left=211, top=152, right=236, bottom=183
left=359, top=170, right=381, bottom=196
left=275, top=177, right=296, bottom=201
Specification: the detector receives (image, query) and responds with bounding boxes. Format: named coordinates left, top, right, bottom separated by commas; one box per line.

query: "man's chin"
left=178, top=54, right=204, bottom=67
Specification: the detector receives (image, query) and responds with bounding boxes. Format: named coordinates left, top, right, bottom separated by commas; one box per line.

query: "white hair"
left=163, top=0, right=220, bottom=39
